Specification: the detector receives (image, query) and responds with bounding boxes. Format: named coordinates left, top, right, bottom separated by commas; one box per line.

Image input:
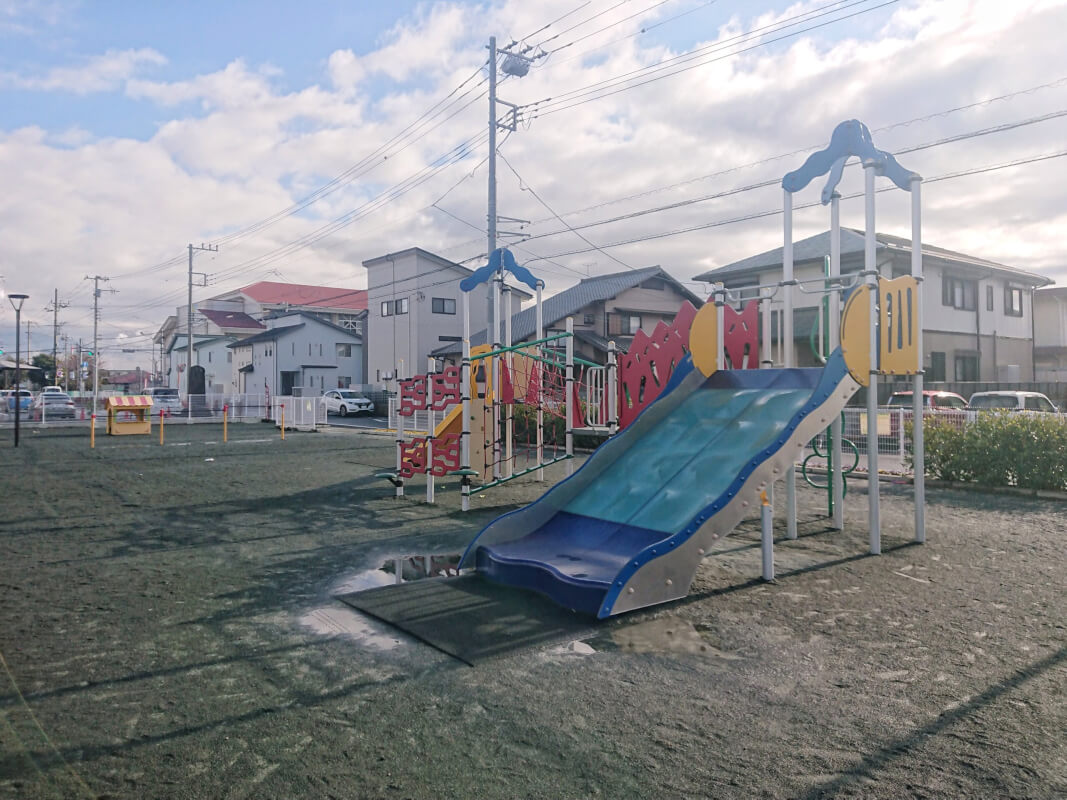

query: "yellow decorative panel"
left=688, top=303, right=720, bottom=378
left=878, top=276, right=921, bottom=375
left=840, top=284, right=871, bottom=387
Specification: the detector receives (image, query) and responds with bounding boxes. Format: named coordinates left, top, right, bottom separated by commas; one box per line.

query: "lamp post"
left=9, top=293, right=28, bottom=447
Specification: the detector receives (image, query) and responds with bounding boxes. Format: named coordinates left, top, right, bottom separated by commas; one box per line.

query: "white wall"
left=366, top=250, right=525, bottom=387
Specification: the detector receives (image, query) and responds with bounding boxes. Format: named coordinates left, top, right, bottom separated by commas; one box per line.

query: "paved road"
left=326, top=414, right=390, bottom=430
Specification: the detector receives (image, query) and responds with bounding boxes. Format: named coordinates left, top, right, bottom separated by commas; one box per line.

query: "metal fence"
left=271, top=396, right=327, bottom=429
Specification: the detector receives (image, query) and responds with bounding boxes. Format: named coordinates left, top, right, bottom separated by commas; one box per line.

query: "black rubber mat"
left=336, top=575, right=599, bottom=665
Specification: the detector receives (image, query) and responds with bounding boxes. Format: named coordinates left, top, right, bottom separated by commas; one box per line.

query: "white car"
left=143, top=387, right=184, bottom=415
left=968, top=391, right=1059, bottom=413
left=323, top=389, right=374, bottom=417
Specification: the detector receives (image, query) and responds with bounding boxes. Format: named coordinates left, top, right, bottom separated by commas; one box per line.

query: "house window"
left=227, top=352, right=232, bottom=363
left=395, top=298, right=408, bottom=315
left=319, top=343, right=323, bottom=356
left=627, top=315, right=642, bottom=335
left=1004, top=286, right=1024, bottom=317
left=381, top=301, right=393, bottom=317
left=929, top=352, right=946, bottom=382
left=942, top=275, right=977, bottom=311
left=336, top=343, right=352, bottom=358
left=208, top=351, right=212, bottom=363
left=292, top=342, right=295, bottom=355
left=583, top=313, right=595, bottom=326
left=309, top=343, right=313, bottom=356
left=986, top=285, right=994, bottom=311
left=338, top=376, right=352, bottom=388
left=432, top=297, right=456, bottom=315
left=730, top=280, right=761, bottom=303
left=955, top=354, right=979, bottom=381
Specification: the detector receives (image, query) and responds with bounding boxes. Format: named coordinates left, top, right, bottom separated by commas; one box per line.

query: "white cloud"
left=0, top=47, right=166, bottom=93
left=1, top=0, right=1066, bottom=368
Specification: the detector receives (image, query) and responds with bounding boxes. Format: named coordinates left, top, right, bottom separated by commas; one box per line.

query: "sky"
left=1, top=0, right=1065, bottom=371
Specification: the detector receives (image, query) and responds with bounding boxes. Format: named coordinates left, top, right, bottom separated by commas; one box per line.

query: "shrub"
left=914, top=413, right=1067, bottom=491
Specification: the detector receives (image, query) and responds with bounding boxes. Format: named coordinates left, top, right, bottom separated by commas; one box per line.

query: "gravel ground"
left=0, top=424, right=1064, bottom=799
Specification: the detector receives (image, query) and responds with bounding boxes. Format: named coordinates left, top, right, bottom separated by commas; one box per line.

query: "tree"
left=30, top=354, right=56, bottom=389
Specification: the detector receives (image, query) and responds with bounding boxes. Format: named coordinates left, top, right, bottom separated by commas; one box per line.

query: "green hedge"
left=916, top=413, right=1067, bottom=491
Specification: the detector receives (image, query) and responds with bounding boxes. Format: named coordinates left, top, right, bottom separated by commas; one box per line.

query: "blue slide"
left=460, top=349, right=860, bottom=618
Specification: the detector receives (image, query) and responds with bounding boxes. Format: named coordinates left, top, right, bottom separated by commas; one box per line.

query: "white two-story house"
left=1034, top=286, right=1067, bottom=381
left=694, top=229, right=1053, bottom=382
left=228, top=311, right=364, bottom=397
left=363, top=247, right=531, bottom=386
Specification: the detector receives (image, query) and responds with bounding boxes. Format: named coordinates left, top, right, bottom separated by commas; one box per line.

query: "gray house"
left=433, top=266, right=704, bottom=365
left=228, top=311, right=364, bottom=397
left=694, top=229, right=1053, bottom=380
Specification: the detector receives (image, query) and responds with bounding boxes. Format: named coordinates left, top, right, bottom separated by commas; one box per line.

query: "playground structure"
left=384, top=249, right=615, bottom=510
left=105, top=395, right=153, bottom=436
left=457, top=119, right=927, bottom=617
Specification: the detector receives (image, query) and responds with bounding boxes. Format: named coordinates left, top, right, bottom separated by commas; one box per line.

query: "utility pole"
left=61, top=334, right=70, bottom=391
left=187, top=243, right=218, bottom=421
left=486, top=36, right=541, bottom=339
left=86, top=275, right=113, bottom=415
left=46, top=289, right=68, bottom=385
left=77, top=340, right=83, bottom=393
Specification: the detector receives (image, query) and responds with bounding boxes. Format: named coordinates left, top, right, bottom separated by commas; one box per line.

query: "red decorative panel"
left=399, top=438, right=427, bottom=478
left=429, top=367, right=461, bottom=410
left=430, top=433, right=461, bottom=476
left=618, top=301, right=698, bottom=430
left=723, top=300, right=760, bottom=369
left=398, top=377, right=427, bottom=416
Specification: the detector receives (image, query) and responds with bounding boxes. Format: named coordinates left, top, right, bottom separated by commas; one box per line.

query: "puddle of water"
left=333, top=553, right=464, bottom=595
left=299, top=606, right=404, bottom=651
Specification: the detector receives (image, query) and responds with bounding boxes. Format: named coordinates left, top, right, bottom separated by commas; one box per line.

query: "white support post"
left=461, top=291, right=472, bottom=512
left=760, top=292, right=773, bottom=367
left=829, top=192, right=844, bottom=531
left=426, top=359, right=435, bottom=505
left=607, top=339, right=618, bottom=436
left=536, top=281, right=545, bottom=481
left=864, top=161, right=881, bottom=555
left=396, top=363, right=405, bottom=499
left=714, top=284, right=726, bottom=371
left=504, top=284, right=513, bottom=480
left=783, top=189, right=798, bottom=541
left=761, top=493, right=774, bottom=581
left=911, top=176, right=926, bottom=544
left=565, top=316, right=574, bottom=476
left=492, top=272, right=502, bottom=480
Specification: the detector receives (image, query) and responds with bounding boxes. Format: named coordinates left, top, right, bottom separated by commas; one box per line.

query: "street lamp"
left=8, top=293, right=28, bottom=447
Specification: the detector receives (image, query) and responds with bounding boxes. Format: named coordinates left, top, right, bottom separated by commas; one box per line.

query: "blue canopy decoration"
left=459, top=248, right=541, bottom=293
left=782, top=119, right=920, bottom=204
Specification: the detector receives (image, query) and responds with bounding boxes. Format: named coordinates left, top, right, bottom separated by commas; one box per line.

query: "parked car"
left=885, top=390, right=968, bottom=435
left=887, top=390, right=967, bottom=411
left=323, top=389, right=374, bottom=417
left=967, top=391, right=1059, bottom=413
left=143, top=387, right=184, bottom=415
left=32, top=391, right=76, bottom=420
left=6, top=389, right=33, bottom=411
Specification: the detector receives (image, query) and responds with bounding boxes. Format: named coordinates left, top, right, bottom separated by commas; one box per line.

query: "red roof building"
left=237, top=281, right=367, bottom=312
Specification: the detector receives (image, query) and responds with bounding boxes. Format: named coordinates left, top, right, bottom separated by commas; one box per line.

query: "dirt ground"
left=0, top=423, right=1064, bottom=799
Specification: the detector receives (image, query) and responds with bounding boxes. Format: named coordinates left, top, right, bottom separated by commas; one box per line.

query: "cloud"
left=0, top=47, right=166, bottom=94
left=1, top=0, right=1066, bottom=368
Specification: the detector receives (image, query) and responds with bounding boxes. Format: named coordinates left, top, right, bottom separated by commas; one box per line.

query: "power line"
left=497, top=150, right=636, bottom=270
left=523, top=0, right=896, bottom=119
left=514, top=108, right=1067, bottom=244
left=519, top=149, right=1067, bottom=262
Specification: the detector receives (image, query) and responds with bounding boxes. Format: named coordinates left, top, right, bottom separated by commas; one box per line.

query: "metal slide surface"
left=462, top=349, right=856, bottom=617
